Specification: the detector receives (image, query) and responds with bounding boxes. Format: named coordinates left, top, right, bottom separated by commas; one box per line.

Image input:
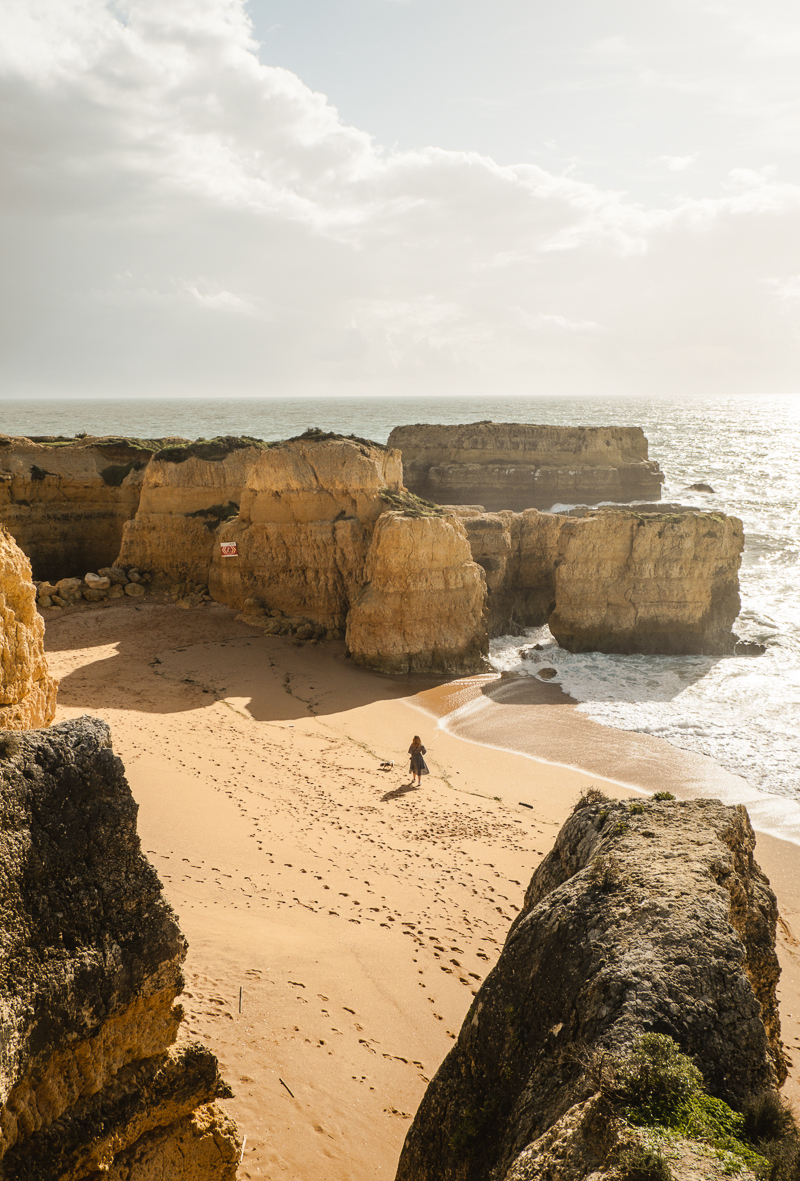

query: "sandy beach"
left=43, top=596, right=800, bottom=1180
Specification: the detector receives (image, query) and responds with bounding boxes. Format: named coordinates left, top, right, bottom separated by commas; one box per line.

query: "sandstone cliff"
left=453, top=505, right=743, bottom=654
left=0, top=527, right=57, bottom=729
left=0, top=436, right=157, bottom=581
left=208, top=435, right=404, bottom=629
left=548, top=508, right=743, bottom=655
left=346, top=512, right=488, bottom=674
left=389, top=423, right=664, bottom=512
left=396, top=797, right=784, bottom=1181
left=454, top=509, right=561, bottom=637
left=0, top=717, right=240, bottom=1179
left=117, top=437, right=266, bottom=585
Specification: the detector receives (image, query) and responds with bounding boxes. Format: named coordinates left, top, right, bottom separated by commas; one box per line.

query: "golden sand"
left=44, top=597, right=800, bottom=1180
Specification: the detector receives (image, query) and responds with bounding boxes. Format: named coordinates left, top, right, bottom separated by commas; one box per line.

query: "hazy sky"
left=2, top=0, right=800, bottom=399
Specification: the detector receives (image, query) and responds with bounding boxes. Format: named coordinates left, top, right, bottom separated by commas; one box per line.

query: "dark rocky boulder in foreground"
left=396, top=797, right=785, bottom=1181
left=0, top=717, right=240, bottom=1179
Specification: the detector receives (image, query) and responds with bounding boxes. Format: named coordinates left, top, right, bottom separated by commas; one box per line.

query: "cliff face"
left=0, top=437, right=154, bottom=581
left=455, top=510, right=561, bottom=637
left=396, top=797, right=784, bottom=1181
left=548, top=509, right=744, bottom=655
left=0, top=432, right=744, bottom=664
left=346, top=512, right=488, bottom=674
left=454, top=506, right=743, bottom=654
left=389, top=423, right=664, bottom=512
left=208, top=437, right=404, bottom=629
left=117, top=438, right=265, bottom=585
left=0, top=527, right=57, bottom=729
left=0, top=717, right=240, bottom=1179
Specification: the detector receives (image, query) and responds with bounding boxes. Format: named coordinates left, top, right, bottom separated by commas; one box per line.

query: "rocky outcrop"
left=454, top=510, right=561, bottom=637
left=117, top=437, right=266, bottom=585
left=452, top=506, right=743, bottom=653
left=389, top=423, right=664, bottom=512
left=0, top=527, right=57, bottom=728
left=0, top=431, right=746, bottom=663
left=0, top=717, right=240, bottom=1179
left=209, top=436, right=403, bottom=630
left=548, top=509, right=744, bottom=655
left=346, top=512, right=488, bottom=674
left=396, top=797, right=784, bottom=1181
left=0, top=436, right=158, bottom=581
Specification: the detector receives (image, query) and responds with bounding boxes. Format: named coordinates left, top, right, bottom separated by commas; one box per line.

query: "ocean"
left=2, top=392, right=798, bottom=837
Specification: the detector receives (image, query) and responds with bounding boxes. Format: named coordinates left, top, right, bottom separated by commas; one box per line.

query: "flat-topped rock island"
left=387, top=422, right=664, bottom=511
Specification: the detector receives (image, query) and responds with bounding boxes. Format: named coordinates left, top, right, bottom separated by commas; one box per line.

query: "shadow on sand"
left=46, top=598, right=454, bottom=722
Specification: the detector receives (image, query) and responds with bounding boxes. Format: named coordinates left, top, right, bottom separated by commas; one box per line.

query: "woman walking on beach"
left=408, top=736, right=429, bottom=787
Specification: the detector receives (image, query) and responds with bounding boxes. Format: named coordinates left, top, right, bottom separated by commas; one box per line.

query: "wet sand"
left=42, top=597, right=800, bottom=1178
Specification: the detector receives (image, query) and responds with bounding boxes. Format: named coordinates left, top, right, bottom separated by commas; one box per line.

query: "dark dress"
left=408, top=744, right=429, bottom=776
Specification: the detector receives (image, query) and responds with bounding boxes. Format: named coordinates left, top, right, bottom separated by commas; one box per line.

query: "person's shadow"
left=381, top=783, right=417, bottom=802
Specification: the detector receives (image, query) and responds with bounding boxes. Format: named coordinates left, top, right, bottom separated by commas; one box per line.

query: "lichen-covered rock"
left=346, top=512, right=488, bottom=674
left=0, top=717, right=240, bottom=1178
left=117, top=438, right=265, bottom=585
left=0, top=526, right=57, bottom=728
left=389, top=423, right=664, bottom=512
left=548, top=509, right=744, bottom=654
left=396, top=797, right=784, bottom=1181
left=0, top=436, right=155, bottom=581
left=209, top=436, right=404, bottom=627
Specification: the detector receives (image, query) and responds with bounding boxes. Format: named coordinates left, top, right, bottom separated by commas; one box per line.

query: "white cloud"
left=659, top=154, right=698, bottom=172
left=1, top=0, right=799, bottom=398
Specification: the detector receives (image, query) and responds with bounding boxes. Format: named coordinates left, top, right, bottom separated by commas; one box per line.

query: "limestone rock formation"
left=548, top=509, right=744, bottom=655
left=389, top=423, right=664, bottom=512
left=0, top=436, right=156, bottom=581
left=396, top=797, right=784, bottom=1181
left=209, top=436, right=404, bottom=629
left=117, top=437, right=265, bottom=586
left=346, top=512, right=488, bottom=674
left=453, top=509, right=561, bottom=637
left=0, top=716, right=240, bottom=1179
left=0, top=526, right=57, bottom=728
left=452, top=505, right=743, bottom=653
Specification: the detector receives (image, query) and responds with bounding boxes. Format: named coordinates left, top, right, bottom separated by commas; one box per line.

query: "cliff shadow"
left=45, top=599, right=449, bottom=722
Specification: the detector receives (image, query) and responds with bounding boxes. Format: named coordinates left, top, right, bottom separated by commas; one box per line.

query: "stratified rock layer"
left=0, top=717, right=240, bottom=1179
left=0, top=436, right=156, bottom=581
left=548, top=509, right=744, bottom=655
left=396, top=797, right=784, bottom=1181
left=0, top=526, right=57, bottom=728
left=346, top=512, right=488, bottom=674
left=389, top=423, right=664, bottom=512
left=209, top=436, right=404, bottom=629
left=118, top=438, right=265, bottom=585
left=454, top=509, right=561, bottom=637
left=455, top=506, right=743, bottom=653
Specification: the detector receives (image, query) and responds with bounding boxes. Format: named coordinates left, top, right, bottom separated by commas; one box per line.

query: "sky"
left=2, top=0, right=800, bottom=400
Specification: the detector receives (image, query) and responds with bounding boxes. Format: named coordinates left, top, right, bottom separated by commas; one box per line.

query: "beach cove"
left=42, top=594, right=800, bottom=1180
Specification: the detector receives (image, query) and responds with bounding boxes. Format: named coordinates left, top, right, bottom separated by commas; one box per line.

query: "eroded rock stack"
left=0, top=526, right=57, bottom=729
left=346, top=512, right=487, bottom=674
left=457, top=505, right=744, bottom=654
left=396, top=797, right=785, bottom=1181
left=389, top=423, right=664, bottom=512
left=548, top=508, right=744, bottom=655
left=0, top=429, right=748, bottom=666
left=0, top=717, right=240, bottom=1179
left=209, top=436, right=490, bottom=673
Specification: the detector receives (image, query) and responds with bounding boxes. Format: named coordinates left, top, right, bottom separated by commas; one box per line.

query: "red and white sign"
left=220, top=542, right=238, bottom=558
